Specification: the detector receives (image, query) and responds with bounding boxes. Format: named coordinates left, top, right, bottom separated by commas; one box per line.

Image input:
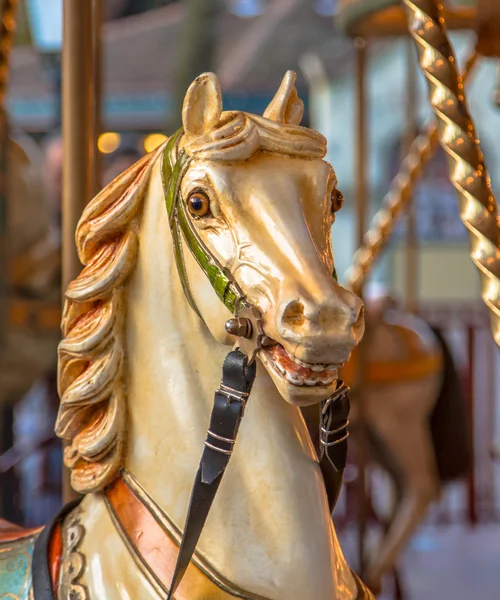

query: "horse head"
left=175, top=71, right=364, bottom=406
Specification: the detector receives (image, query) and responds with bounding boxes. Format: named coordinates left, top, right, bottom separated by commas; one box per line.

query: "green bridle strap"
left=162, top=130, right=246, bottom=316
left=162, top=131, right=200, bottom=316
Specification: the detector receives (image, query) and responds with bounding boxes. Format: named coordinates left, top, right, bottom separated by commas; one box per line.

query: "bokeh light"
left=98, top=132, right=121, bottom=154
left=143, top=133, right=168, bottom=153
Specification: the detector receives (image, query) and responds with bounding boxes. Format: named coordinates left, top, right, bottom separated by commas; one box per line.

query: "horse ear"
left=263, top=70, right=304, bottom=125
left=182, top=73, right=223, bottom=137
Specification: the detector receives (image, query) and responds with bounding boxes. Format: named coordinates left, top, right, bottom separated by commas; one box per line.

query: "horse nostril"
left=281, top=300, right=305, bottom=329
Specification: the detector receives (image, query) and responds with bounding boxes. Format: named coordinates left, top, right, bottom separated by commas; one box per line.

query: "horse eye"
left=187, top=192, right=210, bottom=217
left=331, top=189, right=344, bottom=213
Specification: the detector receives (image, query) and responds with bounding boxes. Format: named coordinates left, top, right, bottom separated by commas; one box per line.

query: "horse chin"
left=259, top=349, right=340, bottom=406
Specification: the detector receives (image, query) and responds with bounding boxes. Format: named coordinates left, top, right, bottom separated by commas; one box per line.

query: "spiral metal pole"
left=345, top=48, right=478, bottom=296
left=402, top=0, right=500, bottom=347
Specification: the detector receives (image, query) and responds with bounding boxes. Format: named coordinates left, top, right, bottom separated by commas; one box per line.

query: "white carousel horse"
left=0, top=72, right=374, bottom=599
left=304, top=290, right=469, bottom=594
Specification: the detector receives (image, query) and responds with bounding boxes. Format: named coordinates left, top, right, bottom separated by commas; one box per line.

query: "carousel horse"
left=0, top=72, right=375, bottom=599
left=304, top=290, right=469, bottom=593
left=0, top=133, right=60, bottom=409
left=0, top=132, right=60, bottom=524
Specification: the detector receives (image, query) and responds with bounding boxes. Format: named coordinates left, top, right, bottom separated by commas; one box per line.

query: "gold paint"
left=403, top=0, right=500, bottom=347
left=345, top=48, right=478, bottom=296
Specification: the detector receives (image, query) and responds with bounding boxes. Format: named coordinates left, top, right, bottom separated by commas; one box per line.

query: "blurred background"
left=0, top=0, right=499, bottom=598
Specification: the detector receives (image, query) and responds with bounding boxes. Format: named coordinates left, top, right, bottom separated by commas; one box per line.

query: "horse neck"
left=117, top=156, right=352, bottom=598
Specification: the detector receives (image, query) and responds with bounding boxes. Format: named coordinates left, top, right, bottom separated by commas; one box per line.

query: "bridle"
left=162, top=129, right=264, bottom=360
left=159, top=130, right=352, bottom=599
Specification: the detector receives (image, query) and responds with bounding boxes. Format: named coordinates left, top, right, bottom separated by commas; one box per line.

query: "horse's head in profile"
left=173, top=71, right=364, bottom=405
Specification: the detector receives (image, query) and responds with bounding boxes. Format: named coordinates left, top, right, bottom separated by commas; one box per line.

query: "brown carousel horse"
left=0, top=72, right=374, bottom=599
left=304, top=289, right=470, bottom=593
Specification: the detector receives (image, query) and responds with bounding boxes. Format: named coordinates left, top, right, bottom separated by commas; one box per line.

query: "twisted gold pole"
left=402, top=0, right=500, bottom=347
left=345, top=48, right=478, bottom=295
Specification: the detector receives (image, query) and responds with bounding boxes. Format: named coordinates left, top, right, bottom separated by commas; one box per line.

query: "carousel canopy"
left=337, top=0, right=476, bottom=37
left=9, top=0, right=354, bottom=131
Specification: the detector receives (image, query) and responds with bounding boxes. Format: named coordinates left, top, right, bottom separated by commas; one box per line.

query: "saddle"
left=0, top=518, right=42, bottom=600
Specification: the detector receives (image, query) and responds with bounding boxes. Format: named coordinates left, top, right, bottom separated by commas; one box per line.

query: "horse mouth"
left=260, top=343, right=341, bottom=387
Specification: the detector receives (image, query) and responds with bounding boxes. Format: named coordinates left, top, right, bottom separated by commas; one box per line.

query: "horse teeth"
left=275, top=362, right=286, bottom=375
left=285, top=372, right=304, bottom=385
left=290, top=355, right=330, bottom=372
left=270, top=353, right=339, bottom=386
left=292, top=356, right=309, bottom=369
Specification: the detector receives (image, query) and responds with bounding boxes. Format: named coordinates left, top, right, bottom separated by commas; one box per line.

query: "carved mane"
left=56, top=147, right=163, bottom=493
left=56, top=103, right=327, bottom=493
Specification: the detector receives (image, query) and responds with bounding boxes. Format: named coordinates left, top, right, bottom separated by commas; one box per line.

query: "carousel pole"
left=61, top=0, right=100, bottom=502
left=345, top=48, right=478, bottom=295
left=403, top=0, right=500, bottom=348
left=403, top=39, right=418, bottom=315
left=92, top=0, right=102, bottom=195
left=354, top=36, right=369, bottom=575
left=62, top=0, right=93, bottom=292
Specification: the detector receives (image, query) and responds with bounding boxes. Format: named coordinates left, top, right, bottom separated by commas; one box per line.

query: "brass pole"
left=62, top=0, right=94, bottom=502
left=92, top=0, right=102, bottom=195
left=355, top=39, right=368, bottom=256
left=403, top=0, right=500, bottom=347
left=354, top=37, right=369, bottom=576
left=404, top=38, right=418, bottom=314
left=62, top=0, right=93, bottom=291
left=345, top=49, right=479, bottom=295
